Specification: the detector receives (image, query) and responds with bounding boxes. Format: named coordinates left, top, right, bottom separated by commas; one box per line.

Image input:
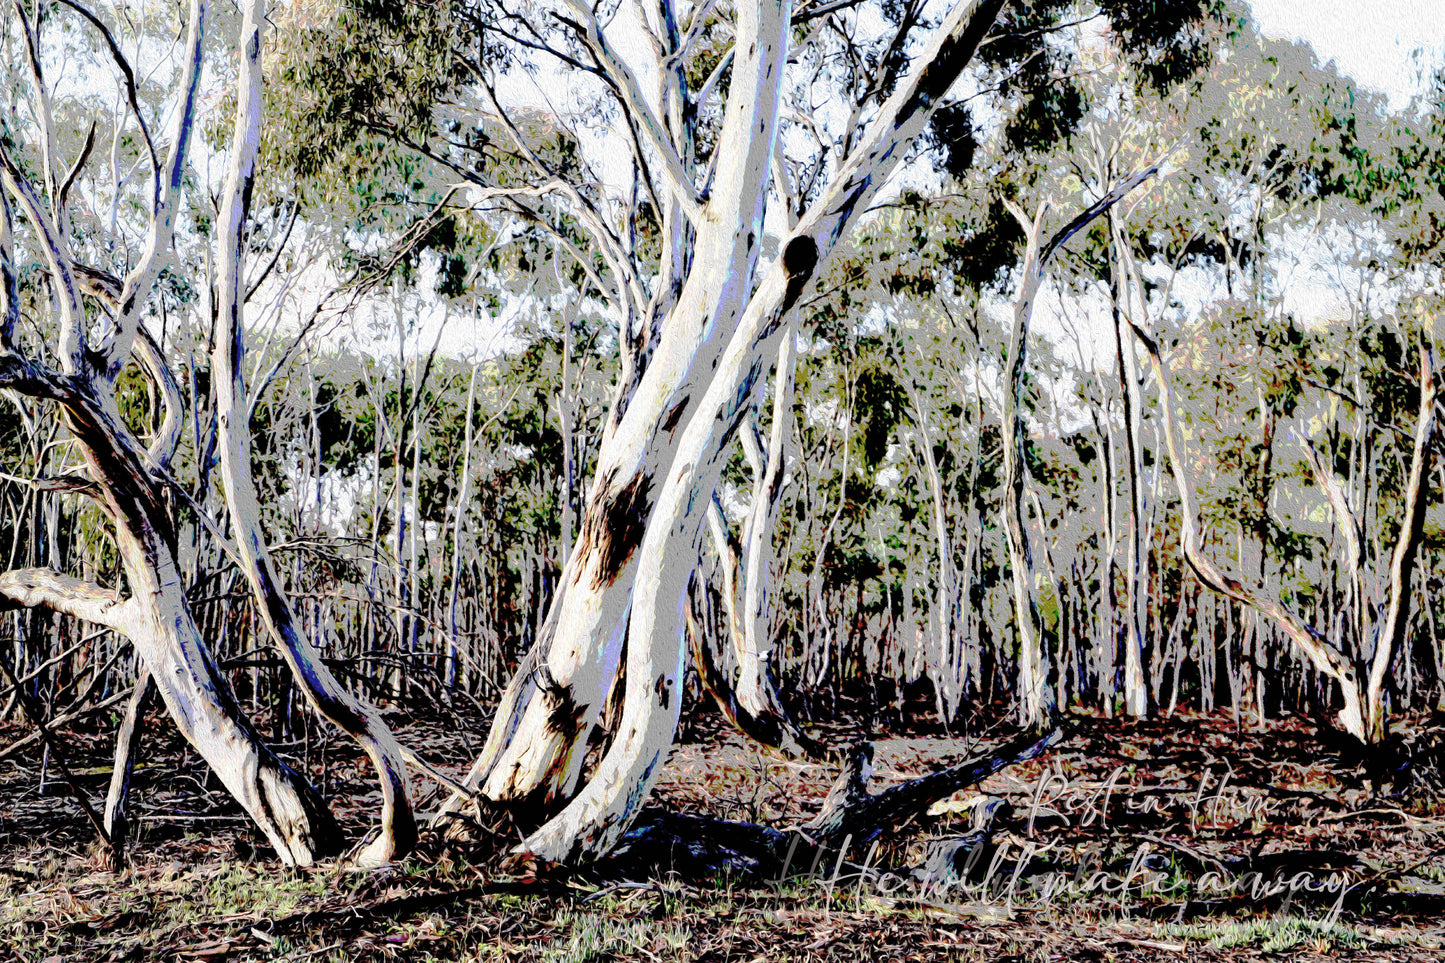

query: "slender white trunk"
left=738, top=328, right=799, bottom=729
left=906, top=382, right=957, bottom=720
left=103, top=666, right=153, bottom=865
left=1000, top=167, right=1162, bottom=728
left=447, top=363, right=480, bottom=691
left=1108, top=213, right=1149, bottom=718
left=694, top=327, right=816, bottom=753
left=212, top=0, right=415, bottom=863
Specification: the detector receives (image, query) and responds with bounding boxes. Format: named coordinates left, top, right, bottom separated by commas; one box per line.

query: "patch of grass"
left=1162, top=915, right=1381, bottom=952
left=197, top=863, right=332, bottom=917
left=542, top=909, right=691, bottom=963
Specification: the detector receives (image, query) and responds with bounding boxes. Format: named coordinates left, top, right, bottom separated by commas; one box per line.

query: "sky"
left=350, top=0, right=1445, bottom=362
left=1250, top=0, right=1445, bottom=109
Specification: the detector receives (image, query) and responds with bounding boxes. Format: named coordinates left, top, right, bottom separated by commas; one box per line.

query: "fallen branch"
left=597, top=727, right=1063, bottom=879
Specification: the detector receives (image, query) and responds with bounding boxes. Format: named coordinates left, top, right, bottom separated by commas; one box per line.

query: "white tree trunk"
left=1001, top=237, right=1057, bottom=729
left=444, top=0, right=1013, bottom=861
left=694, top=327, right=818, bottom=755
left=212, top=0, right=416, bottom=865
left=1000, top=167, right=1162, bottom=730
left=1108, top=212, right=1149, bottom=718
left=0, top=0, right=344, bottom=864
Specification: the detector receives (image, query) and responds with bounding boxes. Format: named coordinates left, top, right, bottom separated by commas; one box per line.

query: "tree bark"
left=0, top=0, right=343, bottom=864
left=104, top=667, right=154, bottom=868
left=447, top=0, right=1012, bottom=864
left=600, top=728, right=1060, bottom=879
left=211, top=0, right=416, bottom=865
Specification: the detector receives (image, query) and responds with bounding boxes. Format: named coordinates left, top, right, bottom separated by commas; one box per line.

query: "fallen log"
left=595, top=727, right=1063, bottom=880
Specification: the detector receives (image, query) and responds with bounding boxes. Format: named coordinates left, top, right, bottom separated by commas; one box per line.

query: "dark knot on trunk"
left=781, top=235, right=818, bottom=311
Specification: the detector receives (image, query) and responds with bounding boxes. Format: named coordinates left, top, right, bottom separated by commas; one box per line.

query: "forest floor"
left=3, top=700, right=1445, bottom=962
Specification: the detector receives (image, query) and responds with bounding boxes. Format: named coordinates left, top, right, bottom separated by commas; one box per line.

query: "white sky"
left=1250, top=0, right=1445, bottom=109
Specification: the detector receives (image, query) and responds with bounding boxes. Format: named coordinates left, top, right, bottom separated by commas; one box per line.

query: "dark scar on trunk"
left=578, top=470, right=653, bottom=587
left=654, top=673, right=672, bottom=711
left=661, top=395, right=690, bottom=433
left=537, top=662, right=587, bottom=739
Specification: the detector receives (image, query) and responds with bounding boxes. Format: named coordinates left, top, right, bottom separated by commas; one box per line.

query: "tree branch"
left=559, top=0, right=702, bottom=219
left=0, top=147, right=86, bottom=374
left=798, top=0, right=1007, bottom=252
left=1371, top=342, right=1438, bottom=718
left=457, top=58, right=648, bottom=317
left=1296, top=428, right=1366, bottom=598
left=99, top=0, right=206, bottom=379
left=0, top=568, right=135, bottom=631
left=52, top=0, right=159, bottom=184
left=14, top=0, right=61, bottom=211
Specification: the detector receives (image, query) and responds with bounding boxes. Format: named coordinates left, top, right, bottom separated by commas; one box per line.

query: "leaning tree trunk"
left=0, top=409, right=342, bottom=864
left=0, top=0, right=341, bottom=864
left=103, top=668, right=154, bottom=865
left=446, top=0, right=1015, bottom=862
left=212, top=0, right=416, bottom=866
left=1121, top=224, right=1438, bottom=746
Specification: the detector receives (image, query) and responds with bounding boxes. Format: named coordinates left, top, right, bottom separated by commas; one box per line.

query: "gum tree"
left=1114, top=58, right=1445, bottom=745
left=0, top=0, right=1226, bottom=867
left=0, top=0, right=414, bottom=865
left=451, top=0, right=1017, bottom=861
left=294, top=0, right=1219, bottom=860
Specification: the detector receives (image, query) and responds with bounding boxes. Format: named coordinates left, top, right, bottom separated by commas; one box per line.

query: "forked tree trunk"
left=445, top=0, right=1014, bottom=861
left=0, top=0, right=341, bottom=864
left=1000, top=200, right=1057, bottom=730
left=1121, top=223, right=1438, bottom=745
